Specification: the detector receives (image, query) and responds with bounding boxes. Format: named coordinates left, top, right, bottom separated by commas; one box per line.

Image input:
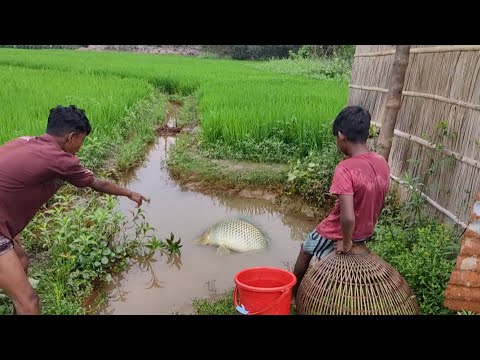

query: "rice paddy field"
left=0, top=48, right=348, bottom=157
left=0, top=65, right=152, bottom=142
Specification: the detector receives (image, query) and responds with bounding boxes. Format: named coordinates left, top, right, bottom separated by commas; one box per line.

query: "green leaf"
left=101, top=257, right=109, bottom=265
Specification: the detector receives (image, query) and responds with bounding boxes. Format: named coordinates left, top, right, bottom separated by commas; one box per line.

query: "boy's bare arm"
left=336, top=194, right=355, bottom=253
left=89, top=178, right=146, bottom=207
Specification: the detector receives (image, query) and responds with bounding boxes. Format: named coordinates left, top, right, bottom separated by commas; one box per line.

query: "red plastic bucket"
left=233, top=266, right=297, bottom=315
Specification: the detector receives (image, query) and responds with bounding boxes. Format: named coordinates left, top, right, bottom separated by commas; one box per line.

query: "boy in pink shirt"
left=292, top=106, right=390, bottom=298
left=0, top=105, right=146, bottom=314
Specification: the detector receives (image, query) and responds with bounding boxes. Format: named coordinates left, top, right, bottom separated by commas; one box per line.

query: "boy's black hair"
left=46, top=105, right=92, bottom=136
left=332, top=106, right=371, bottom=143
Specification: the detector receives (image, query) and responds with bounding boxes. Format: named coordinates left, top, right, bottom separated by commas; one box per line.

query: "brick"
left=444, top=299, right=480, bottom=313
left=458, top=237, right=480, bottom=257
left=444, top=285, right=480, bottom=302
left=463, top=230, right=480, bottom=242
left=449, top=270, right=480, bottom=288
left=453, top=255, right=479, bottom=271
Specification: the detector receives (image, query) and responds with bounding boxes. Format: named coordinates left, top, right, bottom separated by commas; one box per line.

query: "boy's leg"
left=292, top=230, right=335, bottom=300
left=0, top=243, right=40, bottom=315
left=13, top=236, right=29, bottom=275
left=292, top=244, right=312, bottom=299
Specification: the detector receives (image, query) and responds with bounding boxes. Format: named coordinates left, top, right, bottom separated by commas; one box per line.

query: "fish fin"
left=216, top=246, right=231, bottom=255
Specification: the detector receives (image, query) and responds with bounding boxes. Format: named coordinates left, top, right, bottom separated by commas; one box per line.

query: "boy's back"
left=0, top=134, right=94, bottom=240
left=317, top=151, right=390, bottom=241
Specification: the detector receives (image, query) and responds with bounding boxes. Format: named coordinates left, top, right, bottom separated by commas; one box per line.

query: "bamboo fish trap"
left=296, top=244, right=420, bottom=315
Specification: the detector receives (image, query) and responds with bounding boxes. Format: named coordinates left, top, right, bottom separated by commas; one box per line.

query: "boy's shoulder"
left=334, top=153, right=390, bottom=180
left=6, top=135, right=45, bottom=147
left=3, top=134, right=77, bottom=163
left=335, top=157, right=359, bottom=171
left=337, top=152, right=387, bottom=168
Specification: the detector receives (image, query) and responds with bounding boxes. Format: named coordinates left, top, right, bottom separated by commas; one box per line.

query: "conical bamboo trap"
left=296, top=244, right=420, bottom=315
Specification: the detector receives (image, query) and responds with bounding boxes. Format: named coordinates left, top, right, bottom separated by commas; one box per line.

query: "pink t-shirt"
left=316, top=152, right=390, bottom=241
left=0, top=134, right=95, bottom=240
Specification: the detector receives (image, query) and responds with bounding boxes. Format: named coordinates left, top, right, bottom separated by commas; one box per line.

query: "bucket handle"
left=233, top=286, right=290, bottom=315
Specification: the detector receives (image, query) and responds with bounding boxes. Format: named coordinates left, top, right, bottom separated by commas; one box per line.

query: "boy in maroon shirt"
left=292, top=106, right=390, bottom=299
left=0, top=105, right=146, bottom=314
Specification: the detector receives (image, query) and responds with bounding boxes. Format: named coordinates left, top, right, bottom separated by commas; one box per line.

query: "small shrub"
left=285, top=141, right=341, bottom=205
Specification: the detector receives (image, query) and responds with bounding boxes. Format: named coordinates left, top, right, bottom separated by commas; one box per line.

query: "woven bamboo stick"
left=349, top=84, right=388, bottom=93
left=371, top=121, right=480, bottom=170
left=355, top=49, right=395, bottom=57
left=390, top=174, right=467, bottom=228
left=403, top=91, right=480, bottom=111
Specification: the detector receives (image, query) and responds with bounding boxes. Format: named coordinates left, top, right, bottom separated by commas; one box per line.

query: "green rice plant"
left=0, top=48, right=348, bottom=157
left=0, top=65, right=156, bottom=170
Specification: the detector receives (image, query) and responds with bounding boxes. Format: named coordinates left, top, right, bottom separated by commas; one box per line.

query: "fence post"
left=377, top=45, right=411, bottom=161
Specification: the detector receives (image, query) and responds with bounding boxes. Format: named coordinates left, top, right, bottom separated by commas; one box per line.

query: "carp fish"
left=195, top=218, right=270, bottom=254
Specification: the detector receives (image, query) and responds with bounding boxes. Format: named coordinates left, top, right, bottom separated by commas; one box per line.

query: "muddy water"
left=99, top=136, right=317, bottom=315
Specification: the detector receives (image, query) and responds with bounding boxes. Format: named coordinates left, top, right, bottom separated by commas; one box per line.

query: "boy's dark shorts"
left=0, top=234, right=14, bottom=256
left=303, top=229, right=369, bottom=259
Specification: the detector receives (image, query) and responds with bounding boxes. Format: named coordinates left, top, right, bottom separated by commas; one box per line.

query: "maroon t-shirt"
left=0, top=134, right=94, bottom=240
left=316, top=152, right=390, bottom=241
